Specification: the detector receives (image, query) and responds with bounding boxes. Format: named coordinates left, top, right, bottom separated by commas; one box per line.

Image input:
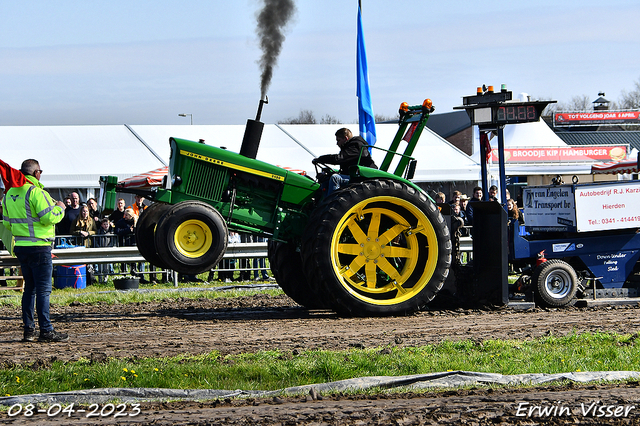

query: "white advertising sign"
left=523, top=185, right=576, bottom=231
left=575, top=182, right=640, bottom=232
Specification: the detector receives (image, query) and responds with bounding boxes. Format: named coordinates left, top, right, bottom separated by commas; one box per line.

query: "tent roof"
left=130, top=123, right=481, bottom=182
left=469, top=121, right=595, bottom=175
left=0, top=123, right=480, bottom=189
left=472, top=121, right=567, bottom=162
left=555, top=130, right=640, bottom=152
left=0, top=125, right=164, bottom=188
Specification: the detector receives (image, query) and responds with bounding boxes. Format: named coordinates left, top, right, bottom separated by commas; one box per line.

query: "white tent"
left=0, top=123, right=480, bottom=194
left=0, top=125, right=165, bottom=188
left=470, top=121, right=594, bottom=176
left=130, top=123, right=481, bottom=182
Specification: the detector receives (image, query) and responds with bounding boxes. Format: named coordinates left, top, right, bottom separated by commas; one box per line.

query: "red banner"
left=554, top=111, right=640, bottom=126
left=489, top=146, right=628, bottom=163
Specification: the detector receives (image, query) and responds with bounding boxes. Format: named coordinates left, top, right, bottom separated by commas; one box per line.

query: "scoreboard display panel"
left=455, top=86, right=555, bottom=126
left=470, top=102, right=549, bottom=126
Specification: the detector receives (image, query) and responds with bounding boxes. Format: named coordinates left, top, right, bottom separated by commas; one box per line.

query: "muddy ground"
left=1, top=294, right=639, bottom=424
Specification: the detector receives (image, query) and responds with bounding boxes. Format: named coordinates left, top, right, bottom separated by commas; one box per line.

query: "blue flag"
left=357, top=3, right=376, bottom=148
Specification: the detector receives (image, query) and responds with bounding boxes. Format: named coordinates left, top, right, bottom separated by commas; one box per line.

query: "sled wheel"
left=302, top=179, right=451, bottom=316
left=268, top=240, right=328, bottom=309
left=135, top=202, right=171, bottom=269
left=155, top=201, right=228, bottom=275
left=533, top=259, right=578, bottom=307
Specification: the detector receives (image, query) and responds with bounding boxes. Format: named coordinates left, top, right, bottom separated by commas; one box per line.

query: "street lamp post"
left=178, top=113, right=193, bottom=125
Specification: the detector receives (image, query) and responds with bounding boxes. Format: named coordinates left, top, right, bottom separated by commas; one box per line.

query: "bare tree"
left=618, top=78, right=640, bottom=110
left=537, top=94, right=592, bottom=114
left=320, top=114, right=340, bottom=124
left=375, top=113, right=399, bottom=123
left=542, top=103, right=559, bottom=117
left=278, top=110, right=316, bottom=124
left=540, top=77, right=640, bottom=119
left=558, top=95, right=592, bottom=112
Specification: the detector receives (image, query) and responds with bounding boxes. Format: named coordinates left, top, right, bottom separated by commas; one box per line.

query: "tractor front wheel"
left=155, top=201, right=228, bottom=275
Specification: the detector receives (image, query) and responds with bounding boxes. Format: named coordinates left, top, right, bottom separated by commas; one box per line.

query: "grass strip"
left=0, top=279, right=283, bottom=307
left=1, top=331, right=639, bottom=397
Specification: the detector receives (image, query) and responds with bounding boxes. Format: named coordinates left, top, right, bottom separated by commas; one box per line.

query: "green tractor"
left=100, top=99, right=451, bottom=316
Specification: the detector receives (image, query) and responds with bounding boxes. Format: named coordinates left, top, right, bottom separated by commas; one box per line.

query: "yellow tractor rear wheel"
left=302, top=180, right=451, bottom=316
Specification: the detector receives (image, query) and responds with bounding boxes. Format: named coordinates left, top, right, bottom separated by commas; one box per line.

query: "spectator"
left=123, top=200, right=159, bottom=282
left=507, top=198, right=525, bottom=225
left=87, top=197, right=101, bottom=222
left=449, top=190, right=462, bottom=206
left=115, top=208, right=137, bottom=247
left=109, top=198, right=126, bottom=225
left=70, top=204, right=97, bottom=248
left=115, top=208, right=141, bottom=280
left=109, top=198, right=126, bottom=275
left=435, top=192, right=446, bottom=204
left=95, top=218, right=115, bottom=283
left=57, top=192, right=81, bottom=236
left=451, top=202, right=466, bottom=237
left=459, top=195, right=471, bottom=226
left=128, top=195, right=148, bottom=217
left=63, top=196, right=72, bottom=207
left=488, top=185, right=498, bottom=202
left=465, top=187, right=483, bottom=226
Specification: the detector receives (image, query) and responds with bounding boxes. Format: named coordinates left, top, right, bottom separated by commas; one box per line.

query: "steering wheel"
left=312, top=160, right=338, bottom=183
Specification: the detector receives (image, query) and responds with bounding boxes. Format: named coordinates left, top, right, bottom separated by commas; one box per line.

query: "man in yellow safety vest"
left=2, top=159, right=69, bottom=342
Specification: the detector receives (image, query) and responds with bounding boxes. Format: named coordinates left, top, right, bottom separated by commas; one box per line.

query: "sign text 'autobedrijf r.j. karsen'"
left=523, top=182, right=640, bottom=233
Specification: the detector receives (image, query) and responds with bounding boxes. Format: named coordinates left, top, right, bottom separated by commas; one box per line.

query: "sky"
left=1, top=0, right=639, bottom=126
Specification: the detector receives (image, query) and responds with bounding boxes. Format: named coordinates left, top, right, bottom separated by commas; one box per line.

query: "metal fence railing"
left=0, top=242, right=269, bottom=287
left=1, top=234, right=474, bottom=287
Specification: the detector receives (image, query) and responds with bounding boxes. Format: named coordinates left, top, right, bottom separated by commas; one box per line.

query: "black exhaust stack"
left=239, top=97, right=268, bottom=159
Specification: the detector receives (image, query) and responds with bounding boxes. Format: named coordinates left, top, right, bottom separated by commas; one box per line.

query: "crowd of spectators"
left=439, top=186, right=524, bottom=238
left=54, top=194, right=148, bottom=283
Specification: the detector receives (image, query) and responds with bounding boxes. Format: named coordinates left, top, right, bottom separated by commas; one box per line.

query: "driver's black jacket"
left=314, top=136, right=377, bottom=174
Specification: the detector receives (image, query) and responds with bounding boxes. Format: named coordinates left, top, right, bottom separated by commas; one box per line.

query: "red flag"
left=0, top=159, right=27, bottom=189
left=402, top=122, right=419, bottom=142
left=479, top=132, right=492, bottom=162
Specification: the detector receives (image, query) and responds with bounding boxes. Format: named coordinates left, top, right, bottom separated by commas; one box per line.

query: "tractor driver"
left=312, top=127, right=377, bottom=195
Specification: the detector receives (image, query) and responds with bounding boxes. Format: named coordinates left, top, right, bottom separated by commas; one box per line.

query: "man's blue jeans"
left=16, top=249, right=53, bottom=333
left=328, top=174, right=350, bottom=195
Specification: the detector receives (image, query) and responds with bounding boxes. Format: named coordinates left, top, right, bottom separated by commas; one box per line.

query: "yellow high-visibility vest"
left=2, top=175, right=64, bottom=247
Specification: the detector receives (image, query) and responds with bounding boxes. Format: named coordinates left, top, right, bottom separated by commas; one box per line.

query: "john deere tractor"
left=100, top=99, right=451, bottom=316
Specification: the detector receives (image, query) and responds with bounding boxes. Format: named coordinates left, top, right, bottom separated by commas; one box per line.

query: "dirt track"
left=1, top=294, right=640, bottom=424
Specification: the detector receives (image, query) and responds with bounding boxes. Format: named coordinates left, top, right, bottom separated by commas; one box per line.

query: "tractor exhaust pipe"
left=255, top=96, right=268, bottom=121
left=239, top=97, right=268, bottom=159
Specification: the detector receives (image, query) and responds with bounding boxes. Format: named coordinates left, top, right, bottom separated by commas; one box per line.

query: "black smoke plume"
left=256, top=0, right=296, bottom=99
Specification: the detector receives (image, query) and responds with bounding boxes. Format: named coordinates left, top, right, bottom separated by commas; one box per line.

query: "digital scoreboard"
left=454, top=85, right=555, bottom=127
left=468, top=102, right=550, bottom=125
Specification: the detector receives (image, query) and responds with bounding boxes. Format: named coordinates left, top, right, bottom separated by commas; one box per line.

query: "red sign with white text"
left=489, top=146, right=628, bottom=163
left=554, top=111, right=640, bottom=126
